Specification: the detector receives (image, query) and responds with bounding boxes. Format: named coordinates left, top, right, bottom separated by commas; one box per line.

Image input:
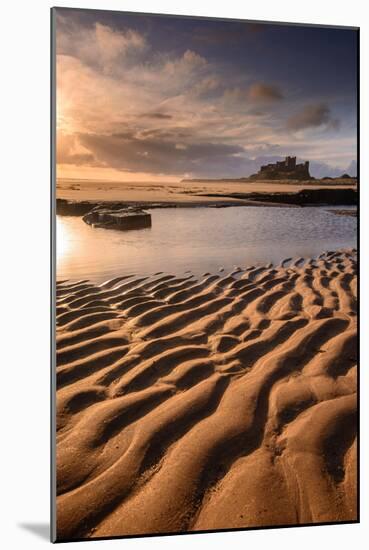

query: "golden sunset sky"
left=55, top=9, right=358, bottom=182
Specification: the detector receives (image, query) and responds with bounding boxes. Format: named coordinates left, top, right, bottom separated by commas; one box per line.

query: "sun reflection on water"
left=56, top=216, right=73, bottom=264
left=55, top=207, right=356, bottom=284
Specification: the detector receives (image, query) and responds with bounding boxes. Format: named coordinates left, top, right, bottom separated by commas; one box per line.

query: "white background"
left=1, top=0, right=367, bottom=547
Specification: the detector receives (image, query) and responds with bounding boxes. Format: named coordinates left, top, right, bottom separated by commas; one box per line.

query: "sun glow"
left=56, top=96, right=70, bottom=132
left=56, top=216, right=73, bottom=265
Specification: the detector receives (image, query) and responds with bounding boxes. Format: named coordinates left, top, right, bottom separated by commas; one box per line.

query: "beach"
left=56, top=178, right=357, bottom=206
left=55, top=248, right=357, bottom=539
left=52, top=9, right=359, bottom=541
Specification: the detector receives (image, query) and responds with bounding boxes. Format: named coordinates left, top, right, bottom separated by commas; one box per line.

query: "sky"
left=55, top=8, right=358, bottom=181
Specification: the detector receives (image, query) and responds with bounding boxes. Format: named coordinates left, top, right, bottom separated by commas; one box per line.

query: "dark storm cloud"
left=77, top=132, right=250, bottom=176
left=137, top=128, right=192, bottom=140
left=287, top=103, right=340, bottom=131
left=71, top=133, right=325, bottom=179
left=248, top=83, right=283, bottom=102
left=138, top=112, right=173, bottom=120
left=223, top=83, right=283, bottom=106
left=59, top=129, right=356, bottom=179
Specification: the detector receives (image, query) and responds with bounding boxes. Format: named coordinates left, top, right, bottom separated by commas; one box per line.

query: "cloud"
left=192, top=22, right=265, bottom=45
left=326, top=118, right=341, bottom=131
left=58, top=129, right=357, bottom=179
left=248, top=83, right=283, bottom=102
left=308, top=159, right=356, bottom=178
left=163, top=49, right=207, bottom=77
left=222, top=87, right=250, bottom=104
left=56, top=20, right=147, bottom=74
left=137, top=128, right=192, bottom=140
left=56, top=39, right=214, bottom=136
left=191, top=76, right=221, bottom=97
left=287, top=103, right=340, bottom=131
left=222, top=83, right=283, bottom=110
left=55, top=13, right=355, bottom=180
left=346, top=159, right=357, bottom=177
left=60, top=132, right=314, bottom=180
left=57, top=131, right=98, bottom=166
left=76, top=132, right=247, bottom=177
left=94, top=23, right=146, bottom=63
left=139, top=112, right=173, bottom=120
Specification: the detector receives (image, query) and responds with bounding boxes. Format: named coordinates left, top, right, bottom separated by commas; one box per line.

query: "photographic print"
left=51, top=8, right=358, bottom=542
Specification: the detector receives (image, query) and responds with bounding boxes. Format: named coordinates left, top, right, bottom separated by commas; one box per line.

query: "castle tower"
left=285, top=156, right=296, bottom=169
left=253, top=155, right=310, bottom=180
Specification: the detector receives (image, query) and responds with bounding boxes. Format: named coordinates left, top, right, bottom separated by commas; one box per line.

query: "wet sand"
left=55, top=249, right=357, bottom=540
left=56, top=178, right=356, bottom=205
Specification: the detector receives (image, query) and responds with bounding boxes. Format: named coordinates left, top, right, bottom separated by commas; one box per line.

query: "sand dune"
left=55, top=250, right=357, bottom=540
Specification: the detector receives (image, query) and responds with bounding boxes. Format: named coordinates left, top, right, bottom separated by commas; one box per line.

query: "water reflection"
left=56, top=207, right=356, bottom=282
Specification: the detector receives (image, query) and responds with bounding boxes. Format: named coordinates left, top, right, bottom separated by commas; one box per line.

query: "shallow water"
left=56, top=206, right=356, bottom=282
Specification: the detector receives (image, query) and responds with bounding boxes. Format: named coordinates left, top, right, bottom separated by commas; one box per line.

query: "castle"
left=250, top=156, right=311, bottom=180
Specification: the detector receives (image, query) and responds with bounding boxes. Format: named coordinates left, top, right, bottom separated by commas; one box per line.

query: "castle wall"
left=253, top=156, right=310, bottom=180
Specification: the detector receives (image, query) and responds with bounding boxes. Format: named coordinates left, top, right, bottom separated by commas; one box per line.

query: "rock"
left=328, top=209, right=357, bottom=218
left=56, top=199, right=96, bottom=216
left=246, top=187, right=357, bottom=206
left=83, top=206, right=151, bottom=231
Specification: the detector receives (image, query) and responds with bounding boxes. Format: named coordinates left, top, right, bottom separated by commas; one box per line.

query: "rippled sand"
left=55, top=249, right=357, bottom=540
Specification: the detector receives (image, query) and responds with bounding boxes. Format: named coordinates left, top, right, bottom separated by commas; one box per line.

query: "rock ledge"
left=82, top=205, right=151, bottom=231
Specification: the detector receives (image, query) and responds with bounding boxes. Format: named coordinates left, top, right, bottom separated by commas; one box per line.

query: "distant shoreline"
left=180, top=177, right=357, bottom=185
left=56, top=186, right=357, bottom=216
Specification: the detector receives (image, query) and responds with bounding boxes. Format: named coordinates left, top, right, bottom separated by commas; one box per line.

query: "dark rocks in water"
left=56, top=199, right=96, bottom=216
left=56, top=199, right=152, bottom=230
left=246, top=187, right=357, bottom=206
left=83, top=206, right=152, bottom=231
left=56, top=198, right=173, bottom=216
left=328, top=209, right=357, bottom=218
left=295, top=188, right=357, bottom=205
left=186, top=187, right=357, bottom=206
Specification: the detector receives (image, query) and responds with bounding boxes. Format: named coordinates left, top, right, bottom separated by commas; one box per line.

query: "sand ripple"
left=55, top=250, right=357, bottom=539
